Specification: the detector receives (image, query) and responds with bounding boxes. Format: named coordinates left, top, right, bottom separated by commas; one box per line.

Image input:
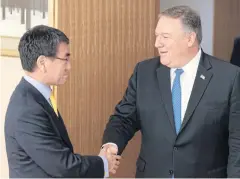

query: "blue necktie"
left=172, top=69, right=184, bottom=134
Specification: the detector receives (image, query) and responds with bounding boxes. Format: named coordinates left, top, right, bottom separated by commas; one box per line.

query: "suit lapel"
left=156, top=65, right=176, bottom=132
left=41, top=98, right=73, bottom=150
left=57, top=114, right=73, bottom=150
left=179, top=52, right=213, bottom=133
left=22, top=78, right=73, bottom=149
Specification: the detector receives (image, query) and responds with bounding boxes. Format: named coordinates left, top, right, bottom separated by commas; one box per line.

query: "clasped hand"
left=99, top=144, right=121, bottom=175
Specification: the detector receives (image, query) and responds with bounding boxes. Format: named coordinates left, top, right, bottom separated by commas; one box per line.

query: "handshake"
left=99, top=144, right=121, bottom=175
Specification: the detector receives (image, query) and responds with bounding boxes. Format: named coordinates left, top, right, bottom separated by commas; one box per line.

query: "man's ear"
left=36, top=55, right=47, bottom=73
left=187, top=32, right=197, bottom=47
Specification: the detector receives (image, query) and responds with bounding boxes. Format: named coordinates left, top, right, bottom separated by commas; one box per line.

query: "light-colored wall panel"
left=0, top=36, right=20, bottom=57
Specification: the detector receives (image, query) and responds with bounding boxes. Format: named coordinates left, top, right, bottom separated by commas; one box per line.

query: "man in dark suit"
left=101, top=5, right=240, bottom=178
left=230, top=36, right=240, bottom=67
left=4, top=25, right=120, bottom=178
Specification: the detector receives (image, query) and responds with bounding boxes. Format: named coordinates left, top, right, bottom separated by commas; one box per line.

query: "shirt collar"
left=171, top=49, right=201, bottom=74
left=24, top=75, right=52, bottom=101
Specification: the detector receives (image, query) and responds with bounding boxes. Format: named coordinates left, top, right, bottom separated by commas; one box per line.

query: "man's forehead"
left=158, top=16, right=181, bottom=25
left=156, top=17, right=182, bottom=32
left=56, top=42, right=70, bottom=55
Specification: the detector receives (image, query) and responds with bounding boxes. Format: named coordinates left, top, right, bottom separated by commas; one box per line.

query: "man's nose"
left=155, top=36, right=163, bottom=48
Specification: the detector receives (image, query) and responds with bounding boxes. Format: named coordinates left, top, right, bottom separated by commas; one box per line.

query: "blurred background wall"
left=1, top=0, right=240, bottom=178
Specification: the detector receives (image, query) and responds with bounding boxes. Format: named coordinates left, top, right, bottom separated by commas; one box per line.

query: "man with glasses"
left=4, top=25, right=121, bottom=178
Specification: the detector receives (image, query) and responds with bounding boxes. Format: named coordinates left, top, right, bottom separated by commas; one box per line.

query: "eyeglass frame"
left=45, top=55, right=70, bottom=62
left=55, top=56, right=70, bottom=62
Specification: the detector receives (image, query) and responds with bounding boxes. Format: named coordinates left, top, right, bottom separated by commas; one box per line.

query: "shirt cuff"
left=102, top=142, right=118, bottom=149
left=99, top=155, right=109, bottom=178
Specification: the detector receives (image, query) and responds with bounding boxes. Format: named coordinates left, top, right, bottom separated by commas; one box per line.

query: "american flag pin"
left=200, top=74, right=205, bottom=80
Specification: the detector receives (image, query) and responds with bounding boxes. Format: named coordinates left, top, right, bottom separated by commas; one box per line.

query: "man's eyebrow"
left=155, top=32, right=170, bottom=36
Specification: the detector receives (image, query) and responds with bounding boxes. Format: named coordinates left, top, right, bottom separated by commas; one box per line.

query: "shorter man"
left=5, top=25, right=121, bottom=178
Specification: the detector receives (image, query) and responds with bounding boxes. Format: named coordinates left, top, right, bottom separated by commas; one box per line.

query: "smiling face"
left=155, top=15, right=192, bottom=68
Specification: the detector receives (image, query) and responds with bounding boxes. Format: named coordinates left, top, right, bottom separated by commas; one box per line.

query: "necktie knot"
left=175, top=68, right=184, bottom=76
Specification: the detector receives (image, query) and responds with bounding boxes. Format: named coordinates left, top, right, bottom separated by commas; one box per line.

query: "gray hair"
left=160, top=5, right=202, bottom=44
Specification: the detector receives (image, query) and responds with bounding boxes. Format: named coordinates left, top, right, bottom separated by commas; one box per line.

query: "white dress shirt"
left=170, top=49, right=201, bottom=122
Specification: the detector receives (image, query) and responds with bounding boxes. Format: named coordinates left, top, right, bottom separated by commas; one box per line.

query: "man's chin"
left=56, top=79, right=67, bottom=86
left=160, top=58, right=171, bottom=67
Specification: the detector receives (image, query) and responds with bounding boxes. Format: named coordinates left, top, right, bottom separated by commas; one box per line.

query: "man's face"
left=45, top=42, right=71, bottom=86
left=155, top=16, right=189, bottom=68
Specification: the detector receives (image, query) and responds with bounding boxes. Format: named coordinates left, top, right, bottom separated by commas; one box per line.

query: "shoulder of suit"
left=204, top=52, right=240, bottom=72
left=235, top=36, right=240, bottom=41
left=9, top=79, right=43, bottom=109
left=233, top=36, right=240, bottom=46
left=135, top=56, right=160, bottom=67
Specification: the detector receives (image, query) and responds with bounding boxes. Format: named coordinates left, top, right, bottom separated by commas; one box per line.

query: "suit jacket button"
left=174, top=147, right=178, bottom=151
left=169, top=170, right=173, bottom=175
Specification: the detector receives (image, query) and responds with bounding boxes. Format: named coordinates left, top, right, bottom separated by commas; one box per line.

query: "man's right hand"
left=99, top=145, right=121, bottom=174
left=102, top=143, right=118, bottom=155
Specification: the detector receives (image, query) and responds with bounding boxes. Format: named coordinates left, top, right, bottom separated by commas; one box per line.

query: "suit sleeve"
left=230, top=38, right=240, bottom=67
left=15, top=105, right=104, bottom=178
left=102, top=63, right=141, bottom=154
left=228, top=69, right=240, bottom=177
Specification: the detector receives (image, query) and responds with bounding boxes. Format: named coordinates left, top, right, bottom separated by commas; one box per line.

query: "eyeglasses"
left=55, top=56, right=70, bottom=62
left=45, top=55, right=70, bottom=62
